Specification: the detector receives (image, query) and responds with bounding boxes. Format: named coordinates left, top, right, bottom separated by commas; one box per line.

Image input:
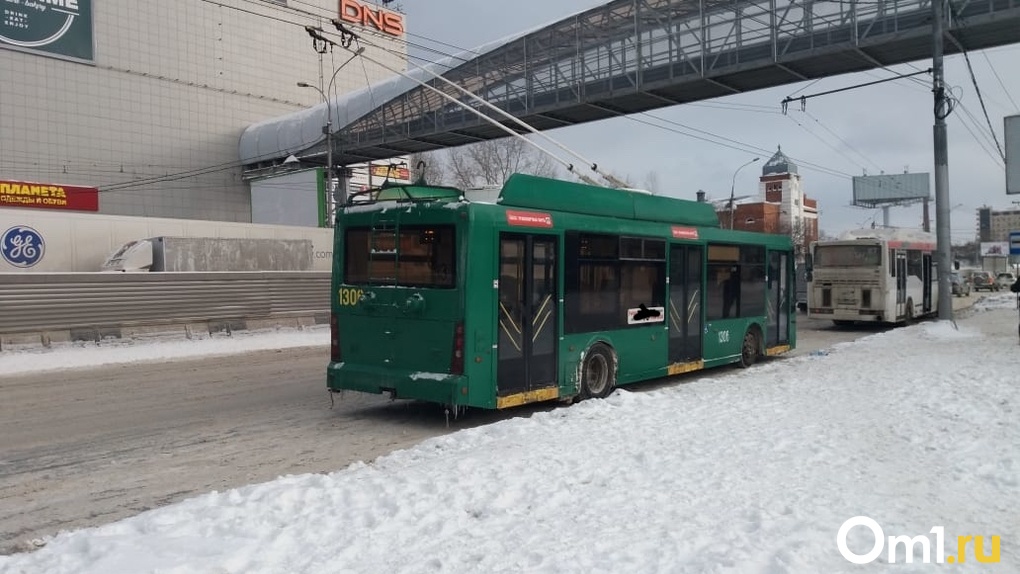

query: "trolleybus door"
left=497, top=234, right=558, bottom=396
left=668, top=245, right=703, bottom=362
left=766, top=251, right=791, bottom=346
left=895, top=251, right=907, bottom=317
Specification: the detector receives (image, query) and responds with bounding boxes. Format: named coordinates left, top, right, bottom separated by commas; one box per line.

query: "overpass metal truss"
left=278, top=0, right=1020, bottom=167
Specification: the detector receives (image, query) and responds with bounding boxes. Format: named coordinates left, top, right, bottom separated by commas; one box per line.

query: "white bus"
left=807, top=228, right=938, bottom=325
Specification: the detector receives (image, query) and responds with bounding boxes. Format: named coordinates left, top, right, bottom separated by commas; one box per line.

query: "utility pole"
left=932, top=0, right=953, bottom=320
left=728, top=157, right=760, bottom=229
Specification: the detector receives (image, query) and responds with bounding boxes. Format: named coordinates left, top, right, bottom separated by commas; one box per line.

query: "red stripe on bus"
left=506, top=210, right=553, bottom=228
left=671, top=226, right=699, bottom=240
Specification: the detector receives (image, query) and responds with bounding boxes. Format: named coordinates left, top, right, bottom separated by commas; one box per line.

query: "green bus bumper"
left=327, top=362, right=465, bottom=406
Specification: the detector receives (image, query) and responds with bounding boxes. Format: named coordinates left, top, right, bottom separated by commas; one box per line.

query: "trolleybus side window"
left=564, top=233, right=666, bottom=333
left=740, top=245, right=767, bottom=318
left=565, top=232, right=619, bottom=333
left=620, top=236, right=666, bottom=325
left=706, top=244, right=766, bottom=320
left=344, top=225, right=456, bottom=288
left=707, top=245, right=738, bottom=320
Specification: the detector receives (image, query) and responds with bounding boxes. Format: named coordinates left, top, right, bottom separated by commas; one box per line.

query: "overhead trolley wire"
left=337, top=21, right=856, bottom=182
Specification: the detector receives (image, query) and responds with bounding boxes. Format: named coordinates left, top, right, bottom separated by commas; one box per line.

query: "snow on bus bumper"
left=326, top=362, right=463, bottom=404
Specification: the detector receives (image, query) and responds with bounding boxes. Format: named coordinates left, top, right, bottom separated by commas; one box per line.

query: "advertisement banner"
left=0, top=0, right=93, bottom=62
left=0, top=179, right=99, bottom=212
left=980, top=241, right=1009, bottom=257
left=370, top=165, right=411, bottom=182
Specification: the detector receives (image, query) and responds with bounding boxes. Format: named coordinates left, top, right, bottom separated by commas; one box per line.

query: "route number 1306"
left=337, top=288, right=364, bottom=306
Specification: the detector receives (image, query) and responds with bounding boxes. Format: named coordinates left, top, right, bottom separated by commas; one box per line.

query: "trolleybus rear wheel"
left=738, top=329, right=760, bottom=369
left=580, top=343, right=616, bottom=400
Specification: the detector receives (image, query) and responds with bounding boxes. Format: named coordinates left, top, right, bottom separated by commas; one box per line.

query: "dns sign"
left=339, top=0, right=405, bottom=36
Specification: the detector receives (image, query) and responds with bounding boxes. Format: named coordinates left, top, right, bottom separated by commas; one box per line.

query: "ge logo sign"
left=1, top=226, right=46, bottom=268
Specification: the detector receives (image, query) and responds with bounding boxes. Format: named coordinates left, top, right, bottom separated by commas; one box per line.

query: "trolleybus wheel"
left=580, top=343, right=616, bottom=400
left=738, top=328, right=760, bottom=369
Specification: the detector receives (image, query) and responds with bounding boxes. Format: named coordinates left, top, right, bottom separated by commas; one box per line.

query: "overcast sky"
left=397, top=0, right=1020, bottom=241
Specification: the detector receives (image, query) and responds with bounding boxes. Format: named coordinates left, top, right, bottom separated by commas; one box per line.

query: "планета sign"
left=0, top=179, right=99, bottom=211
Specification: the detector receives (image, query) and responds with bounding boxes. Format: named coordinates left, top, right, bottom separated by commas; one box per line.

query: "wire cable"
left=958, top=48, right=1005, bottom=160
left=980, top=50, right=1020, bottom=113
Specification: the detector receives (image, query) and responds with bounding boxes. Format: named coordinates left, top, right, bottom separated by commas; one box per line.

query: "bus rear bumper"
left=327, top=362, right=464, bottom=405
left=809, top=309, right=885, bottom=323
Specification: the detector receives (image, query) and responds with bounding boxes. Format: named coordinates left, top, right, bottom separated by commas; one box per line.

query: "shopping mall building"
left=0, top=0, right=407, bottom=224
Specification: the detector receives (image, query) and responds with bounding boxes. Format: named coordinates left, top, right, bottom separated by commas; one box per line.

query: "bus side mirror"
left=953, top=260, right=960, bottom=270
left=805, top=254, right=813, bottom=282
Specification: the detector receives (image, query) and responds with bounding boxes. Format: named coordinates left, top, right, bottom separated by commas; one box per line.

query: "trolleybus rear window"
left=814, top=245, right=881, bottom=267
left=344, top=225, right=456, bottom=288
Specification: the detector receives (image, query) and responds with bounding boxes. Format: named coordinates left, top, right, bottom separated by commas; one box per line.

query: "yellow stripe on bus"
left=496, top=387, right=560, bottom=409
left=667, top=360, right=705, bottom=376
left=766, top=345, right=791, bottom=356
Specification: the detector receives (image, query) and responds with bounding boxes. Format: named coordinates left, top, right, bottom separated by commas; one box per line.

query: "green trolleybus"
left=327, top=174, right=796, bottom=410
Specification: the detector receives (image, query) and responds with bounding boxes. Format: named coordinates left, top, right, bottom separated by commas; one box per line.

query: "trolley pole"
left=932, top=0, right=953, bottom=321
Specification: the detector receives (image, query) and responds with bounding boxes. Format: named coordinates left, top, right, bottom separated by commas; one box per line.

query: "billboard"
left=0, top=179, right=99, bottom=212
left=980, top=242, right=1009, bottom=257
left=0, top=0, right=93, bottom=62
left=852, top=173, right=930, bottom=207
left=1006, top=115, right=1020, bottom=195
left=250, top=169, right=325, bottom=228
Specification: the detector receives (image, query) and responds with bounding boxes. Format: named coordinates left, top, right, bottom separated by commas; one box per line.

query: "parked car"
left=995, top=272, right=1016, bottom=290
left=950, top=272, right=971, bottom=297
left=971, top=271, right=998, bottom=292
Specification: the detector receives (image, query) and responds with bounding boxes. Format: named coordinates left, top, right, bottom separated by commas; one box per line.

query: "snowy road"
left=0, top=306, right=974, bottom=556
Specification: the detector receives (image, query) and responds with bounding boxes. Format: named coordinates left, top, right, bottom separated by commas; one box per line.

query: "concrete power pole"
left=933, top=0, right=953, bottom=320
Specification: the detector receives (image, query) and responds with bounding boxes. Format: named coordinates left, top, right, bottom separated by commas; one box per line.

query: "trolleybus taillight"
left=330, top=313, right=342, bottom=362
left=450, top=322, right=465, bottom=375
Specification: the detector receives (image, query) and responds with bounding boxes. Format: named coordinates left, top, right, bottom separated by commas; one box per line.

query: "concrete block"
left=40, top=331, right=72, bottom=348
left=1, top=333, right=45, bottom=351
left=184, top=323, right=208, bottom=340
left=297, top=315, right=318, bottom=328
left=246, top=317, right=299, bottom=331
left=208, top=319, right=246, bottom=335
left=121, top=323, right=188, bottom=340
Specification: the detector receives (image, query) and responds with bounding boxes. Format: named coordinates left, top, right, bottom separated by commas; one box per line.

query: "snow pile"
left=972, top=291, right=1019, bottom=311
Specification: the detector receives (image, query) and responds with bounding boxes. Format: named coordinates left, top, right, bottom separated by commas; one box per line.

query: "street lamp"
left=297, top=81, right=335, bottom=223
left=297, top=50, right=362, bottom=225
left=728, top=157, right=760, bottom=229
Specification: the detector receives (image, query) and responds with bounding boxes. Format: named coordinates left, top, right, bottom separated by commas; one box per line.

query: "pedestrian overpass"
left=239, top=0, right=1020, bottom=172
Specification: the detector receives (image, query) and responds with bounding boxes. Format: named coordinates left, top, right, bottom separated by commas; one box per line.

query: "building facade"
left=1, top=0, right=406, bottom=223
left=976, top=207, right=1020, bottom=242
left=716, top=147, right=819, bottom=260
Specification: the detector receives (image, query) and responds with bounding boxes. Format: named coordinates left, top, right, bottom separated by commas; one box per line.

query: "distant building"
left=716, top=147, right=819, bottom=260
left=976, top=206, right=1020, bottom=242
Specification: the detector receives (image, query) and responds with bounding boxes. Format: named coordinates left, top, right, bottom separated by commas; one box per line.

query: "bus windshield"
left=814, top=244, right=881, bottom=267
left=344, top=225, right=456, bottom=287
